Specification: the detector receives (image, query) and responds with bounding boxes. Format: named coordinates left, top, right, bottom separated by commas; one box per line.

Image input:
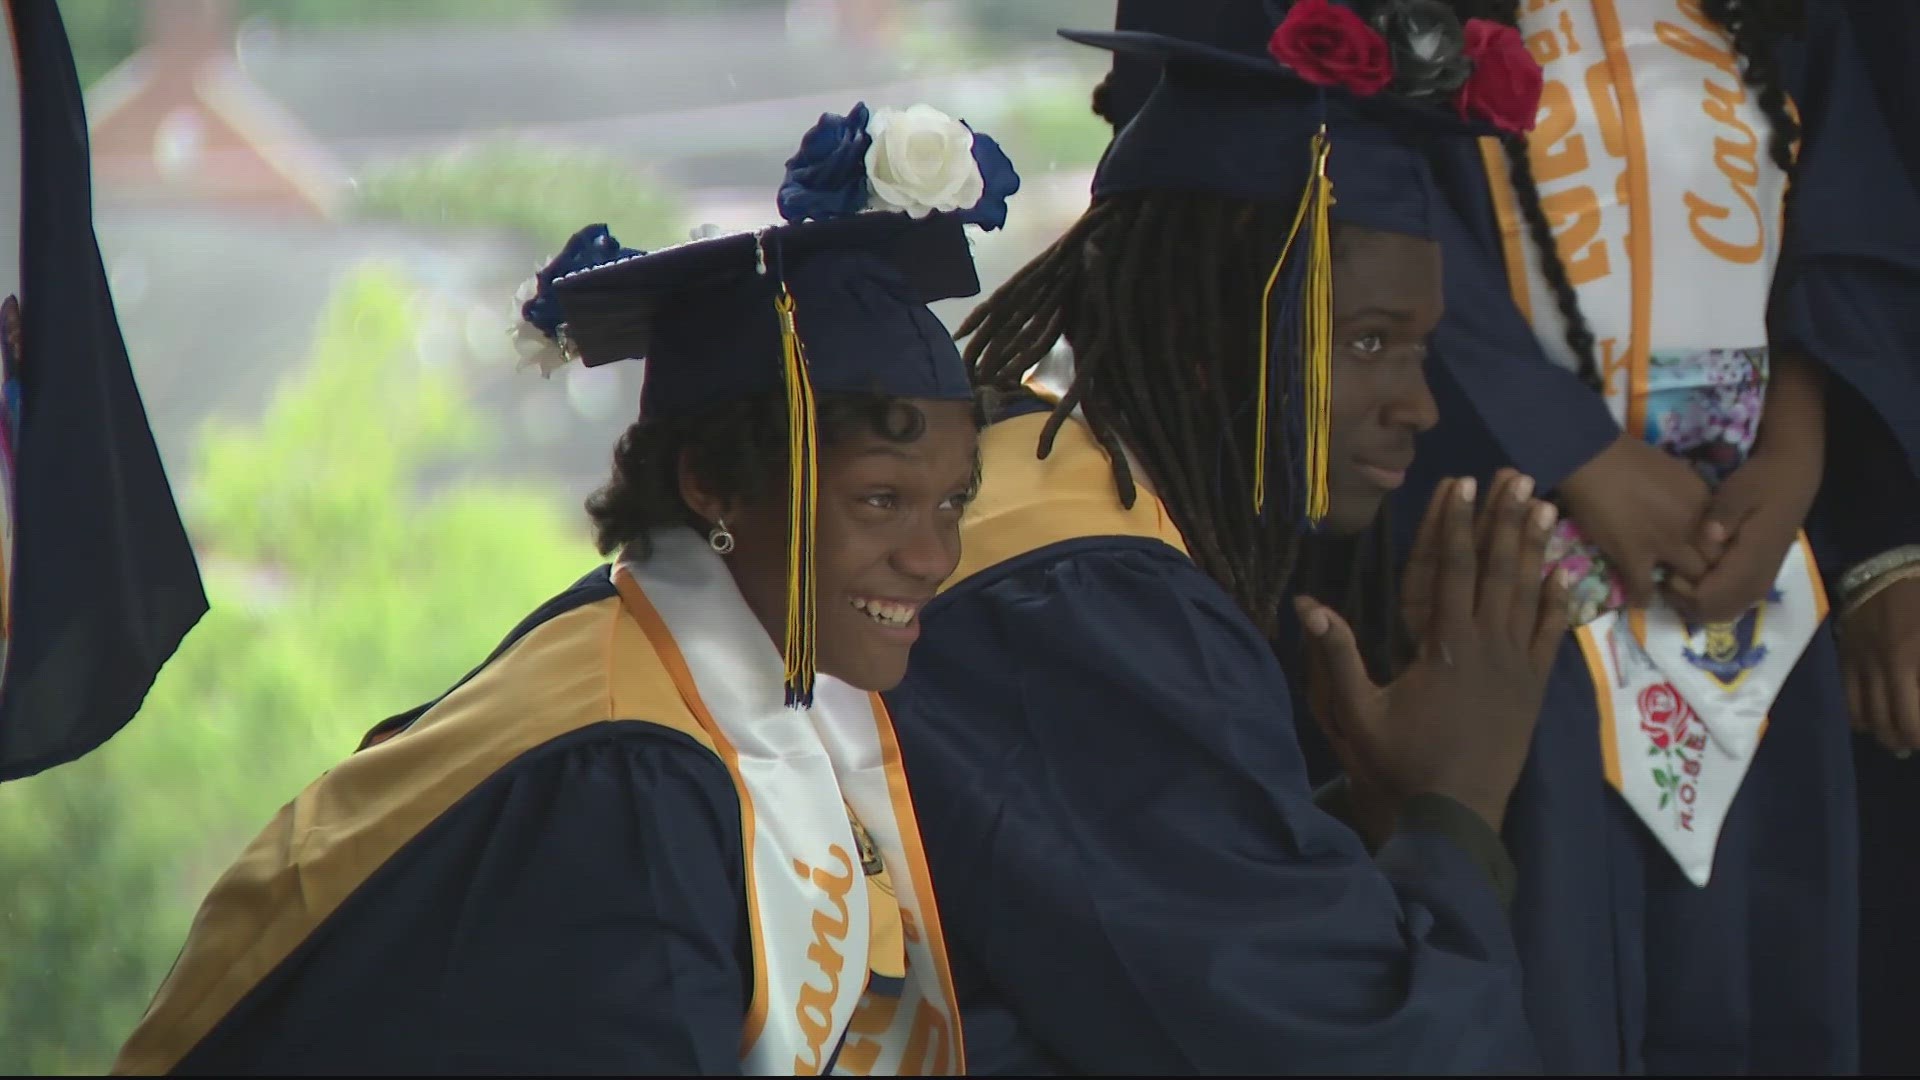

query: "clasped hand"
left=1559, top=434, right=1821, bottom=626
left=1296, top=471, right=1569, bottom=838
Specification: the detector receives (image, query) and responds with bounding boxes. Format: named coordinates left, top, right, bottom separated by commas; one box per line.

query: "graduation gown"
left=0, top=0, right=207, bottom=781
left=1370, top=2, right=1917, bottom=1071
left=1787, top=4, right=1920, bottom=1073
left=114, top=537, right=964, bottom=1076
left=882, top=400, right=1540, bottom=1075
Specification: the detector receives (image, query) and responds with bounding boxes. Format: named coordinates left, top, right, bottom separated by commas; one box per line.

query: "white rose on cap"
left=863, top=104, right=985, bottom=219
left=510, top=270, right=571, bottom=378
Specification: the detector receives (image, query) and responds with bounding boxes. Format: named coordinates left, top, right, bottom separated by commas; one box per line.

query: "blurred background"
left=0, top=1, right=1110, bottom=1070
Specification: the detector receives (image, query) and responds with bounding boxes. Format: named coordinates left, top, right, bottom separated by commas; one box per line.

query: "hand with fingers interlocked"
left=1296, top=471, right=1569, bottom=838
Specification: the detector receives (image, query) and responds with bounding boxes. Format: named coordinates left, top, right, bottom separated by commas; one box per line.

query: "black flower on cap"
left=1367, top=0, right=1473, bottom=101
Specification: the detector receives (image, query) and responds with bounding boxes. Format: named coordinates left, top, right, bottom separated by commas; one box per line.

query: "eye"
left=1350, top=332, right=1386, bottom=356
left=939, top=490, right=975, bottom=512
left=862, top=492, right=899, bottom=511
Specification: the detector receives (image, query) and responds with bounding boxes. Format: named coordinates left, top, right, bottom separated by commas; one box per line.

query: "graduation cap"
left=1062, top=0, right=1541, bottom=524
left=514, top=102, right=1018, bottom=707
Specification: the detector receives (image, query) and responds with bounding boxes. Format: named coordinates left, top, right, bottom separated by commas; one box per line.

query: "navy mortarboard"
left=510, top=101, right=1018, bottom=707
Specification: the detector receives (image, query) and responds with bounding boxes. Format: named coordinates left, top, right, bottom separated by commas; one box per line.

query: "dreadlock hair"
left=961, top=190, right=1388, bottom=638
left=1090, top=71, right=1120, bottom=128
left=1448, top=0, right=1803, bottom=392
left=586, top=390, right=986, bottom=558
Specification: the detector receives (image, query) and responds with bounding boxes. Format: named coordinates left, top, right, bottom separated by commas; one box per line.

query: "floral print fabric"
left=1547, top=348, right=1769, bottom=625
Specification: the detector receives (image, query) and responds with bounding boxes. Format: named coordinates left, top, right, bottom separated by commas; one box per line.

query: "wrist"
left=1559, top=434, right=1627, bottom=504
left=1840, top=551, right=1920, bottom=626
left=1753, top=351, right=1826, bottom=459
left=1410, top=784, right=1507, bottom=834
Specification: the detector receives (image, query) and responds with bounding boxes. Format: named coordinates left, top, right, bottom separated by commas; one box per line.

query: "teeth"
left=851, top=597, right=915, bottom=627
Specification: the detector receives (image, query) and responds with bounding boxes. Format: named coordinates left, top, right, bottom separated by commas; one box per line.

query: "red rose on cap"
left=1268, top=0, right=1394, bottom=97
left=1455, top=18, right=1543, bottom=135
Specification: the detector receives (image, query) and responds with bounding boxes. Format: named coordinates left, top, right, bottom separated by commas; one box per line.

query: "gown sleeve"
left=175, top=723, right=750, bottom=1076
left=1811, top=376, right=1920, bottom=590
left=1770, top=2, right=1920, bottom=588
left=886, top=539, right=1539, bottom=1075
left=1771, top=0, right=1920, bottom=468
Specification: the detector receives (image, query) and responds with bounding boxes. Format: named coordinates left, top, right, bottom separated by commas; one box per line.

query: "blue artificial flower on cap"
left=510, top=223, right=642, bottom=376
left=776, top=101, right=1021, bottom=231
left=776, top=101, right=874, bottom=224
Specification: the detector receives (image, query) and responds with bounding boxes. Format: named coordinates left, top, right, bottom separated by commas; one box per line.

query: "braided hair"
left=963, top=191, right=1354, bottom=637
left=1452, top=0, right=1803, bottom=391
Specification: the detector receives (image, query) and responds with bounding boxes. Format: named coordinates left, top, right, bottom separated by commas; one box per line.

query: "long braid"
left=1702, top=0, right=1802, bottom=177
left=1435, top=0, right=1602, bottom=389
left=1503, top=137, right=1605, bottom=391
left=964, top=191, right=1306, bottom=634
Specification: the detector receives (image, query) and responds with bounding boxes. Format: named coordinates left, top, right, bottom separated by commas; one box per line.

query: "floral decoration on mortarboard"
left=510, top=103, right=1023, bottom=382
left=776, top=102, right=1022, bottom=230
left=1266, top=0, right=1543, bottom=136
left=510, top=223, right=644, bottom=379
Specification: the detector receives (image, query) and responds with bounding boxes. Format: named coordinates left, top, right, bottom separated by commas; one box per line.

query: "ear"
left=676, top=447, right=732, bottom=529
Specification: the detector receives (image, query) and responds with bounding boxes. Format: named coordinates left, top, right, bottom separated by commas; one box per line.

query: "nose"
left=1382, top=353, right=1439, bottom=434
left=890, top=514, right=960, bottom=586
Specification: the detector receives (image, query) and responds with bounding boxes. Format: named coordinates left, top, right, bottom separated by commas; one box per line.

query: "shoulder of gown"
left=1773, top=0, right=1920, bottom=475
left=174, top=722, right=750, bottom=1076
left=886, top=536, right=1539, bottom=1075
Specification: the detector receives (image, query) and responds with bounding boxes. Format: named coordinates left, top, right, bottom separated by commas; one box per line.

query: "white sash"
left=620, top=531, right=962, bottom=1074
left=1498, top=0, right=1820, bottom=885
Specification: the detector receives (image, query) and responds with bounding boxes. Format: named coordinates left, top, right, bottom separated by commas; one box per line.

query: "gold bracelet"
left=1840, top=545, right=1920, bottom=602
left=1840, top=563, right=1920, bottom=626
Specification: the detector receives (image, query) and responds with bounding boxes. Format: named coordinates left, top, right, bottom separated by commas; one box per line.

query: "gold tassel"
left=1303, top=126, right=1334, bottom=524
left=774, top=285, right=818, bottom=707
left=1254, top=124, right=1335, bottom=523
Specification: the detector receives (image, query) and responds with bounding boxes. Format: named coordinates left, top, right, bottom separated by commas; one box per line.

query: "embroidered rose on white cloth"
left=863, top=105, right=985, bottom=219
left=1637, top=683, right=1696, bottom=751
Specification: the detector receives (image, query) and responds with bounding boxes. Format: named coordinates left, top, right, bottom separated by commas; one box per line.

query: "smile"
left=849, top=595, right=922, bottom=629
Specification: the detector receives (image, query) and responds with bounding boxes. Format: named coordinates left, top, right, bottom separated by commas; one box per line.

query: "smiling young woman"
left=111, top=102, right=1018, bottom=1077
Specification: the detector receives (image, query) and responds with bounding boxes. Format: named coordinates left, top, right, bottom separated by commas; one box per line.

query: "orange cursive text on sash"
left=791, top=845, right=858, bottom=1076
left=1657, top=0, right=1766, bottom=264
left=835, top=991, right=903, bottom=1076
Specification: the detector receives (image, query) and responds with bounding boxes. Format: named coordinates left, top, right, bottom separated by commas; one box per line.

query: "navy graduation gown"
left=885, top=410, right=1539, bottom=1075
left=128, top=570, right=754, bottom=1076
left=1835, top=0, right=1920, bottom=195
left=0, top=0, right=207, bottom=780
left=178, top=724, right=751, bottom=1075
left=1788, top=4, right=1920, bottom=1074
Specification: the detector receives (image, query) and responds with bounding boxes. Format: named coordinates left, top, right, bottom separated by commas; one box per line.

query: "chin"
left=816, top=650, right=912, bottom=695
left=1319, top=492, right=1385, bottom=536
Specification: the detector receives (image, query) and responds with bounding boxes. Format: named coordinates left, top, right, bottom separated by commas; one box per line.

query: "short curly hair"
left=586, top=391, right=989, bottom=557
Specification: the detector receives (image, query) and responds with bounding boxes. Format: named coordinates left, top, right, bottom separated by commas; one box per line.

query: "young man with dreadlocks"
left=882, top=4, right=1569, bottom=1073
left=1082, top=0, right=1920, bottom=1073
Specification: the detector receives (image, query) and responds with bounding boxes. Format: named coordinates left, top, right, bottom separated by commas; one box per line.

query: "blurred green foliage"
left=347, top=140, right=686, bottom=253
left=0, top=267, right=599, bottom=1074
left=992, top=81, right=1110, bottom=172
